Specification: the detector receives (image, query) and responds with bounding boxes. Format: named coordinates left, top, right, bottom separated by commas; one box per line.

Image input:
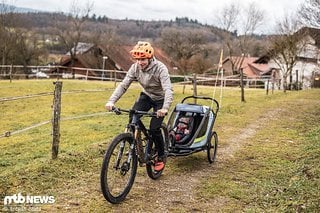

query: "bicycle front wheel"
left=100, top=133, right=138, bottom=204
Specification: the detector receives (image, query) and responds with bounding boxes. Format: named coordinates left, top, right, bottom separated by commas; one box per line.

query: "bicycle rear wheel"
left=146, top=123, right=168, bottom=179
left=100, top=133, right=137, bottom=204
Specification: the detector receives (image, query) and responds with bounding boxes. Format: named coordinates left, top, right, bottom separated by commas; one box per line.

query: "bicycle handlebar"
left=111, top=106, right=158, bottom=117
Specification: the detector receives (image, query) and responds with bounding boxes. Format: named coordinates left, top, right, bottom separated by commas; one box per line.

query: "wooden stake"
left=10, top=64, right=13, bottom=83
left=193, top=73, right=197, bottom=104
left=52, top=81, right=63, bottom=159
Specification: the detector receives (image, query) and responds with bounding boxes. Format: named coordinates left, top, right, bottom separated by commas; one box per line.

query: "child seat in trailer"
left=166, top=96, right=219, bottom=162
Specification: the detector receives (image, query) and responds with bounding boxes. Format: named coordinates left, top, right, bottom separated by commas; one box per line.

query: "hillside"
left=0, top=3, right=40, bottom=13
left=14, top=12, right=228, bottom=49
left=3, top=11, right=268, bottom=65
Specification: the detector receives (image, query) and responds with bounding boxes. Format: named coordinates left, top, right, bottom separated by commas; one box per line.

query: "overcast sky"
left=11, top=0, right=304, bottom=34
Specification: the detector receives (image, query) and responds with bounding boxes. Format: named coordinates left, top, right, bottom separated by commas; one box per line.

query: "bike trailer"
left=167, top=96, right=219, bottom=155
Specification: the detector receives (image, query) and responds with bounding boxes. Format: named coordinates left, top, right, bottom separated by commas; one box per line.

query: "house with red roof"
left=56, top=42, right=176, bottom=79
left=222, top=56, right=274, bottom=79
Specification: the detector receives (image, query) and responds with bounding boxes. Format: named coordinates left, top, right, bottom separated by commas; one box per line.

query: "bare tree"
left=267, top=16, right=305, bottom=92
left=15, top=31, right=47, bottom=66
left=160, top=28, right=208, bottom=75
left=52, top=0, right=93, bottom=76
left=189, top=55, right=212, bottom=74
left=216, top=2, right=264, bottom=71
left=0, top=1, right=44, bottom=68
left=218, top=3, right=239, bottom=32
left=0, top=1, right=16, bottom=65
left=215, top=1, right=264, bottom=102
left=215, top=2, right=240, bottom=70
left=298, top=0, right=320, bottom=28
left=238, top=2, right=265, bottom=54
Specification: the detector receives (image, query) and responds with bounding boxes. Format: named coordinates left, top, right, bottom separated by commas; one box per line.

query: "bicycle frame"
left=119, top=109, right=156, bottom=165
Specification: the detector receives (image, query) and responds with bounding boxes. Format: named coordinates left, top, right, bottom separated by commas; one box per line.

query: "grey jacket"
left=107, top=58, right=173, bottom=110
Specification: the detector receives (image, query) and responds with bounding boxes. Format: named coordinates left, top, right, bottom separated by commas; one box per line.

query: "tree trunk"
left=295, top=69, right=299, bottom=90
left=289, top=69, right=293, bottom=90
left=283, top=73, right=287, bottom=93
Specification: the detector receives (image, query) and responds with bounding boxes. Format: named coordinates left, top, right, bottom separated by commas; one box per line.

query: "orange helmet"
left=130, top=41, right=154, bottom=59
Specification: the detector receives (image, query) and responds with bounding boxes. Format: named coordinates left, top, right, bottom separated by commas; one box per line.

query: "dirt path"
left=105, top=108, right=284, bottom=212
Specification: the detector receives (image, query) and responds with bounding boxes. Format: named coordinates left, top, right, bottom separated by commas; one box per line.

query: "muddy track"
left=107, top=108, right=284, bottom=212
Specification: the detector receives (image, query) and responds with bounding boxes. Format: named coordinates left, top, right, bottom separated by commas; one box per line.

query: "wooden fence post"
left=86, top=69, right=89, bottom=81
left=52, top=81, right=63, bottom=159
left=240, top=68, right=245, bottom=102
left=10, top=65, right=13, bottom=83
left=182, top=76, right=186, bottom=94
left=57, top=67, right=60, bottom=80
left=114, top=70, right=117, bottom=88
left=193, top=73, right=197, bottom=104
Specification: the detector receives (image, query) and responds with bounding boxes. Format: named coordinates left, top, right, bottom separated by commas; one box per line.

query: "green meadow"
left=0, top=80, right=319, bottom=212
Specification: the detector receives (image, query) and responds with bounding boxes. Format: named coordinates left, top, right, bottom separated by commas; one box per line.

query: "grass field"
left=0, top=80, right=319, bottom=212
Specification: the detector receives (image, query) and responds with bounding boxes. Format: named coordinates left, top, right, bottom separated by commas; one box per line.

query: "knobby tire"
left=100, top=133, right=137, bottom=204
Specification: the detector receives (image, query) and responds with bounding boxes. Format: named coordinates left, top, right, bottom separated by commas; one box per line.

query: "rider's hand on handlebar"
left=156, top=108, right=168, bottom=118
left=105, top=102, right=114, bottom=111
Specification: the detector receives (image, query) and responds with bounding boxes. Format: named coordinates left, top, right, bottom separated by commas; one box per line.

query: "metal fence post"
left=52, top=81, right=63, bottom=159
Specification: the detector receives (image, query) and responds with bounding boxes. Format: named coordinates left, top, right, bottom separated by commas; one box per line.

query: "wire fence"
left=0, top=80, right=116, bottom=159
left=0, top=65, right=276, bottom=139
left=0, top=65, right=126, bottom=81
left=0, top=65, right=274, bottom=90
left=0, top=111, right=111, bottom=139
left=0, top=87, right=112, bottom=137
left=0, top=65, right=277, bottom=158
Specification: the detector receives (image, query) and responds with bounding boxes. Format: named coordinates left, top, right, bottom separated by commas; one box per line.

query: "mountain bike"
left=100, top=107, right=169, bottom=204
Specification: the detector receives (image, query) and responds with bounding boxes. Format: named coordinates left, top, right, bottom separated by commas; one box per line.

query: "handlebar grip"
left=112, top=106, right=121, bottom=115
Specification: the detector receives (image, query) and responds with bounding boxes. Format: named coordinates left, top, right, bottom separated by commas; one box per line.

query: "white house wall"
left=270, top=33, right=320, bottom=90
left=294, top=61, right=319, bottom=89
left=269, top=59, right=319, bottom=90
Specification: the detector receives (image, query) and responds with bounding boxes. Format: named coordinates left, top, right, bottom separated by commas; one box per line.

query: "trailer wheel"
left=207, top=131, right=218, bottom=164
